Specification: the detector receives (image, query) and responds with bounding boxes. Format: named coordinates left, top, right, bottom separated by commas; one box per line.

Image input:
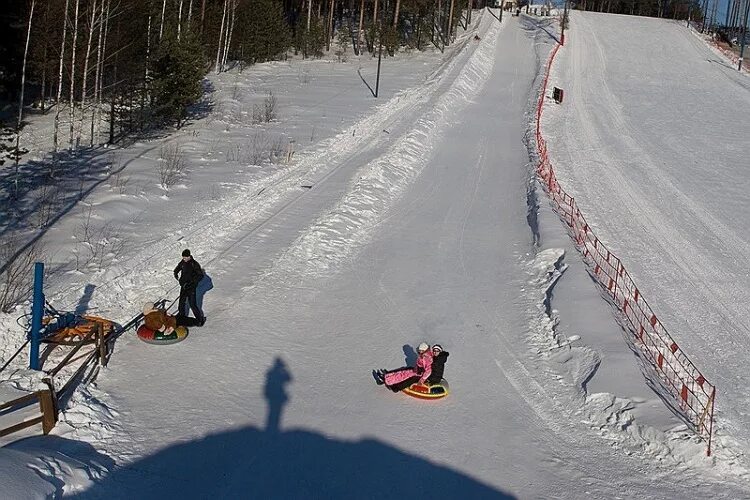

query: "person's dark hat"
left=182, top=249, right=191, bottom=257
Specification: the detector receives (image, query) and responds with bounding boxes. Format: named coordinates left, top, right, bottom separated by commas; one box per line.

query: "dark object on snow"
left=177, top=314, right=201, bottom=327
left=427, top=351, right=449, bottom=385
left=553, top=87, right=564, bottom=104
left=174, top=253, right=206, bottom=322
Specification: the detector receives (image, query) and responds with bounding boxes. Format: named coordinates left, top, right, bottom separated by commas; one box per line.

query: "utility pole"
left=739, top=0, right=750, bottom=70
left=375, top=22, right=383, bottom=97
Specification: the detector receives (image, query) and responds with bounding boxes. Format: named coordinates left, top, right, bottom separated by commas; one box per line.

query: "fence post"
left=707, top=387, right=716, bottom=456
left=37, top=389, right=57, bottom=434
left=30, top=262, right=44, bottom=370
left=97, top=322, right=107, bottom=367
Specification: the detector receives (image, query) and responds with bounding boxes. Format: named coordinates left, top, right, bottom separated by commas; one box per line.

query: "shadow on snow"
left=71, top=356, right=514, bottom=499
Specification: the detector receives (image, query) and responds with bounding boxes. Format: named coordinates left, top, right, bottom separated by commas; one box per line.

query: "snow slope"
left=542, top=11, right=750, bottom=466
left=2, top=10, right=750, bottom=498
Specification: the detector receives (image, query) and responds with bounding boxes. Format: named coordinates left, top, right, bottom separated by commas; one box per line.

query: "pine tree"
left=150, top=32, right=207, bottom=127
left=236, top=0, right=292, bottom=64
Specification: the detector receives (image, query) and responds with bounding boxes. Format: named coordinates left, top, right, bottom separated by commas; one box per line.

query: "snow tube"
left=136, top=324, right=188, bottom=345
left=403, top=379, right=449, bottom=400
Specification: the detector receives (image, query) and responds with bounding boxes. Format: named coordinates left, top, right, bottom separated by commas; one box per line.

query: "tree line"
left=0, top=0, right=483, bottom=161
left=572, top=0, right=704, bottom=22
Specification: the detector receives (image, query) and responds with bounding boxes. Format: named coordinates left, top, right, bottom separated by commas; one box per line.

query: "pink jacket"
left=415, top=350, right=433, bottom=384
left=383, top=351, right=434, bottom=387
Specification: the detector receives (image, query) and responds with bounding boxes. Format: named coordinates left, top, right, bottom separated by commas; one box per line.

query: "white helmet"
left=417, top=342, right=430, bottom=353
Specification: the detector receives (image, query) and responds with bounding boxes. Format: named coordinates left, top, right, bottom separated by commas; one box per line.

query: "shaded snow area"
left=2, top=9, right=750, bottom=499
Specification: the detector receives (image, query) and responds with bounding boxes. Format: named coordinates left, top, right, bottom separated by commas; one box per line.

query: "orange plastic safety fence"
left=534, top=38, right=715, bottom=455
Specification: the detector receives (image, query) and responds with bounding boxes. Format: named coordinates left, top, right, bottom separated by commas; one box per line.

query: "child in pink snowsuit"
left=381, top=343, right=433, bottom=392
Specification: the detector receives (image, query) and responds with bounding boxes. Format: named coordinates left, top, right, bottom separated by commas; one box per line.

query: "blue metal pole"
left=30, top=262, right=44, bottom=370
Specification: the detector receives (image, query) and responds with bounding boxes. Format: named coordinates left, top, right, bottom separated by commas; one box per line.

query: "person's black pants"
left=179, top=285, right=203, bottom=320
left=388, top=375, right=421, bottom=393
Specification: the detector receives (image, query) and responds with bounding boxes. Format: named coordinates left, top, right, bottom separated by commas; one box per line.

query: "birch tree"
left=95, top=0, right=111, bottom=144
left=222, top=0, right=237, bottom=69
left=68, top=0, right=81, bottom=151
left=78, top=0, right=99, bottom=148
left=91, top=0, right=107, bottom=145
left=187, top=0, right=193, bottom=29
left=177, top=0, right=184, bottom=41
left=14, top=0, right=35, bottom=198
left=357, top=0, right=365, bottom=54
left=159, top=0, right=167, bottom=41
left=53, top=0, right=71, bottom=153
left=215, top=0, right=229, bottom=72
left=327, top=0, right=334, bottom=51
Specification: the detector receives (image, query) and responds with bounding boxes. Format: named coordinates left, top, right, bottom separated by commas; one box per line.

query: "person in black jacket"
left=426, top=344, right=449, bottom=385
left=174, top=249, right=206, bottom=326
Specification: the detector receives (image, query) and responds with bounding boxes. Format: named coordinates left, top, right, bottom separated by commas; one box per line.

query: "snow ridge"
left=272, top=16, right=502, bottom=276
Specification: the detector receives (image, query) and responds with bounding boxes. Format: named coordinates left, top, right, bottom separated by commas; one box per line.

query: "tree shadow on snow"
left=72, top=356, right=514, bottom=499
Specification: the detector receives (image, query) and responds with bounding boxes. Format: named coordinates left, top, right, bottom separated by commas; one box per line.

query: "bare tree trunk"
left=201, top=0, right=207, bottom=33
left=68, top=0, right=81, bottom=151
left=467, top=0, right=472, bottom=25
left=357, top=0, right=365, bottom=54
left=447, top=0, right=455, bottom=41
left=14, top=0, right=35, bottom=198
left=91, top=0, right=106, bottom=145
left=142, top=11, right=151, bottom=130
left=41, top=44, right=47, bottom=113
left=307, top=0, right=312, bottom=30
left=327, top=0, right=334, bottom=51
left=78, top=0, right=98, bottom=148
left=95, top=0, right=111, bottom=144
left=40, top=0, right=51, bottom=114
left=159, top=0, right=167, bottom=40
left=222, top=0, right=236, bottom=68
left=177, top=0, right=184, bottom=41
left=187, top=0, right=194, bottom=29
left=215, top=0, right=229, bottom=73
left=437, top=0, right=441, bottom=42
left=54, top=0, right=71, bottom=153
left=393, top=0, right=401, bottom=27
left=373, top=0, right=379, bottom=45
left=146, top=12, right=152, bottom=83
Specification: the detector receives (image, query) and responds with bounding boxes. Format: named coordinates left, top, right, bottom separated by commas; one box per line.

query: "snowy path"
left=62, top=17, right=750, bottom=498
left=543, top=11, right=750, bottom=462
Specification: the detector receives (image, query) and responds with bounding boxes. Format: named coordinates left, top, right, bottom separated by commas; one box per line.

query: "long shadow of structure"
left=70, top=357, right=514, bottom=499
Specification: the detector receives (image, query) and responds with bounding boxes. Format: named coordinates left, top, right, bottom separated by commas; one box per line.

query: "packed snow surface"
left=542, top=10, right=750, bottom=465
left=2, top=10, right=750, bottom=498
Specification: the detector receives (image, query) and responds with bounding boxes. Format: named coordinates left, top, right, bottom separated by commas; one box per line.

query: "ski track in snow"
left=540, top=11, right=750, bottom=481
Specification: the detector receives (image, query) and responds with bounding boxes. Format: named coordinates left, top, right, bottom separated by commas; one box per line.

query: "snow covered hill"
left=2, top=9, right=750, bottom=498
left=542, top=10, right=750, bottom=466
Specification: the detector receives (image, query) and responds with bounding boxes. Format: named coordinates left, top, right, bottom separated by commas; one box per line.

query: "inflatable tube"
left=136, top=324, right=188, bottom=345
left=403, top=379, right=449, bottom=400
